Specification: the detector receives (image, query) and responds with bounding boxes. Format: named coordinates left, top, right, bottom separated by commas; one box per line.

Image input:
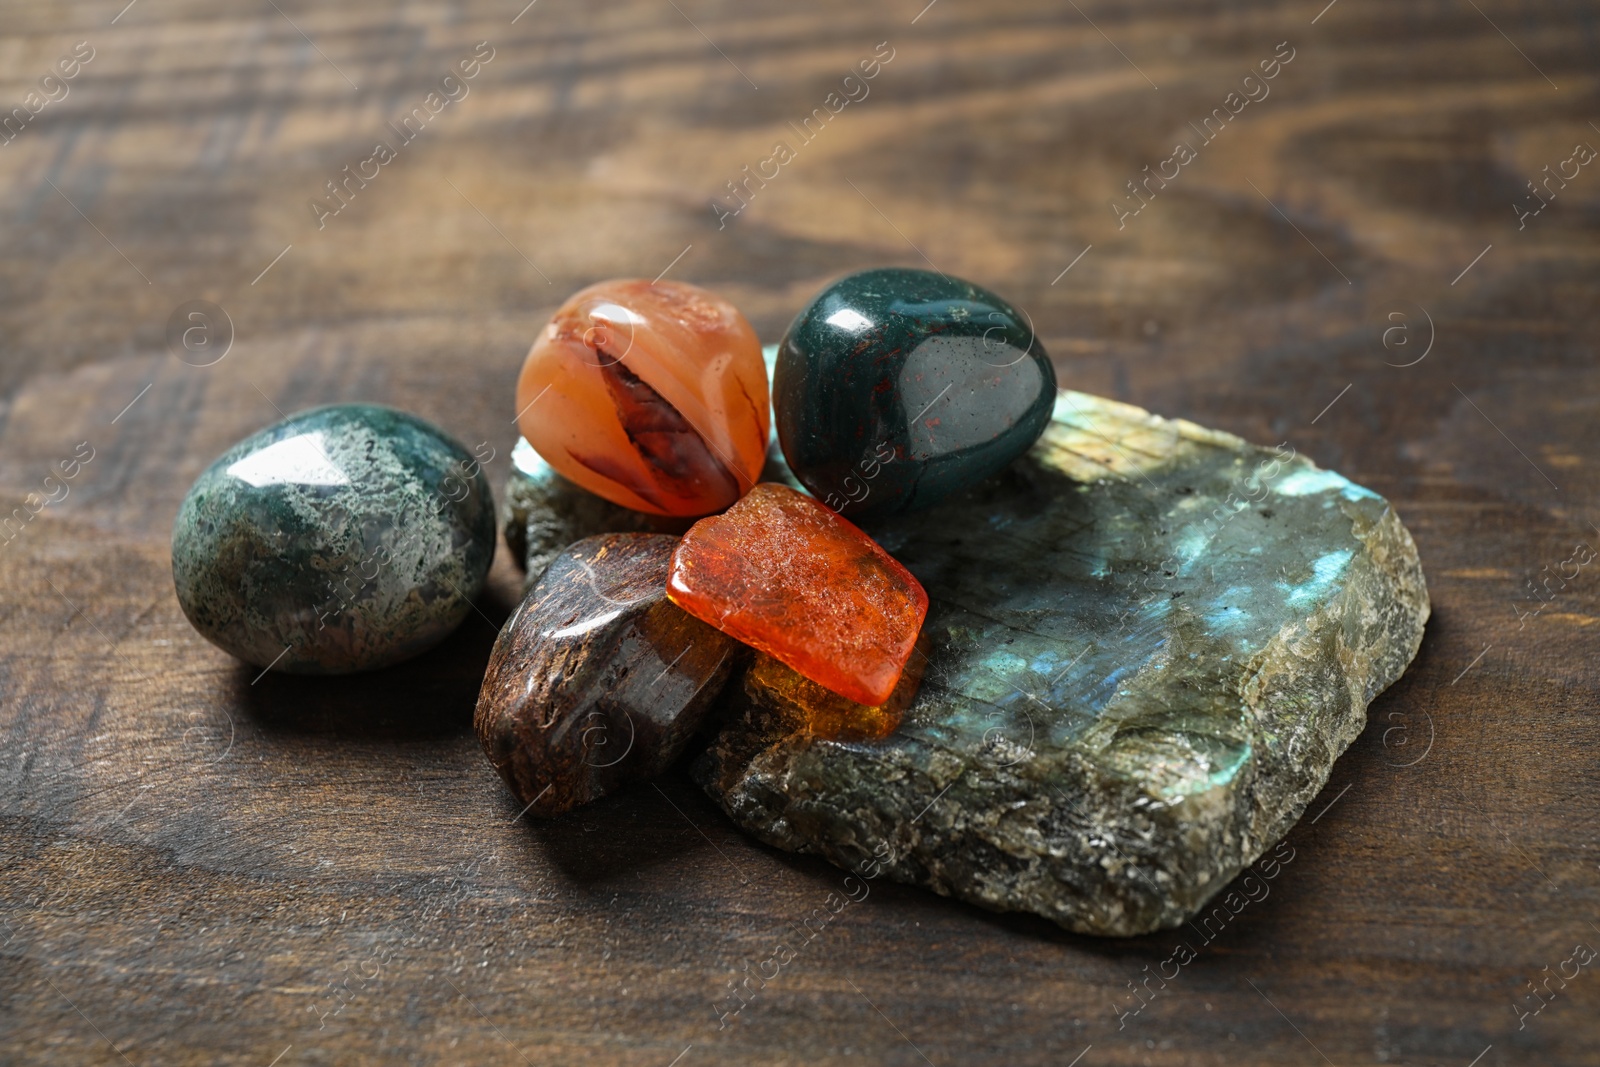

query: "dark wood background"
left=2, top=0, right=1597, bottom=1063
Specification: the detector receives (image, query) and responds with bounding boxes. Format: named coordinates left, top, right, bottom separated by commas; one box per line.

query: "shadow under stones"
left=235, top=594, right=511, bottom=739
left=519, top=766, right=728, bottom=887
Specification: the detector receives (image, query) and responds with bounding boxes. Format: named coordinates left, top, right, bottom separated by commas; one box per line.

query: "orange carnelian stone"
left=666, top=483, right=929, bottom=706
left=516, top=279, right=769, bottom=517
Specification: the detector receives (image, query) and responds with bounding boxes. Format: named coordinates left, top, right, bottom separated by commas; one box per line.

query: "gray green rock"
left=695, top=390, right=1430, bottom=937
left=501, top=439, right=680, bottom=589
left=172, top=403, right=495, bottom=674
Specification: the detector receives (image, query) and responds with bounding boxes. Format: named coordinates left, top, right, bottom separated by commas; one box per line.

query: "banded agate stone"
left=775, top=268, right=1056, bottom=520
left=516, top=279, right=769, bottom=517
left=666, top=483, right=928, bottom=707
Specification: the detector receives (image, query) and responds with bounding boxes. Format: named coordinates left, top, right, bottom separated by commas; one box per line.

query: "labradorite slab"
left=172, top=404, right=495, bottom=673
left=774, top=268, right=1056, bottom=521
left=697, top=391, right=1430, bottom=937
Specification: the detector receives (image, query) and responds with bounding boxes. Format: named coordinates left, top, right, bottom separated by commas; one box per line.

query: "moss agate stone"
left=774, top=268, right=1056, bottom=520
left=697, top=391, right=1430, bottom=936
left=172, top=404, right=495, bottom=674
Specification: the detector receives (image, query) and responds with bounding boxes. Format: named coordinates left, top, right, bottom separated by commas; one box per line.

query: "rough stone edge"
left=696, top=399, right=1432, bottom=937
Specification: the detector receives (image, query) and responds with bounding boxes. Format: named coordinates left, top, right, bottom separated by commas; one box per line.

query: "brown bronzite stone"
left=475, top=533, right=742, bottom=818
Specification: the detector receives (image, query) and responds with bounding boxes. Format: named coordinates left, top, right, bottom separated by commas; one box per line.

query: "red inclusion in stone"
left=666, top=483, right=928, bottom=706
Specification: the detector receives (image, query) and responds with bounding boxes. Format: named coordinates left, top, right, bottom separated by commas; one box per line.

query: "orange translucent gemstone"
left=666, top=483, right=929, bottom=706
left=516, top=279, right=769, bottom=517
left=743, top=630, right=929, bottom=742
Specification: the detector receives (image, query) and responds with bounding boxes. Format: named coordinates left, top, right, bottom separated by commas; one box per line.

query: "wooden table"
left=2, top=0, right=1596, bottom=1063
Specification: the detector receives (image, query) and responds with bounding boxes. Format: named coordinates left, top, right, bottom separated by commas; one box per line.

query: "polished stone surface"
left=774, top=268, right=1055, bottom=520
left=516, top=279, right=769, bottom=517
left=501, top=439, right=683, bottom=589
left=476, top=534, right=740, bottom=817
left=172, top=404, right=495, bottom=673
left=697, top=391, right=1430, bottom=936
left=503, top=352, right=793, bottom=588
left=667, top=483, right=929, bottom=707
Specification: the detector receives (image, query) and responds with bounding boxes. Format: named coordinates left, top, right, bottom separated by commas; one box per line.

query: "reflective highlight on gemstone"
left=666, top=483, right=928, bottom=707
left=516, top=279, right=769, bottom=517
left=775, top=267, right=1056, bottom=520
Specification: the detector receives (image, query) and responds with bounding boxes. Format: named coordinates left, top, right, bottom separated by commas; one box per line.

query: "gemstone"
left=475, top=533, right=741, bottom=817
left=502, top=439, right=686, bottom=591
left=516, top=279, right=769, bottom=517
left=666, top=483, right=929, bottom=707
left=171, top=404, right=496, bottom=673
left=504, top=350, right=792, bottom=590
left=696, top=390, right=1430, bottom=936
left=774, top=267, right=1056, bottom=521
left=733, top=636, right=929, bottom=744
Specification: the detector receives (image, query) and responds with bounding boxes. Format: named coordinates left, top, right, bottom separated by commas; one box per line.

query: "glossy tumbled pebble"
left=516, top=279, right=769, bottom=517
left=774, top=267, right=1056, bottom=520
left=172, top=403, right=496, bottom=673
left=475, top=533, right=741, bottom=817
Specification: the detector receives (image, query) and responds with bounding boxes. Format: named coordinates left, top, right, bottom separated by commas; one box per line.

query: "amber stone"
left=474, top=533, right=741, bottom=818
left=741, top=632, right=929, bottom=742
left=666, top=483, right=928, bottom=707
left=516, top=279, right=769, bottom=517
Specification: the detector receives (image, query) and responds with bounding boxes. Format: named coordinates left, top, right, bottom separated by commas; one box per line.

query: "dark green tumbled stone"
left=172, top=403, right=496, bottom=674
left=775, top=268, right=1056, bottom=520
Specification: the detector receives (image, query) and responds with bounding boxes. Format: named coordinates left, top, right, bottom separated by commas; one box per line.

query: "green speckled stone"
left=698, top=391, right=1430, bottom=936
left=172, top=404, right=496, bottom=673
left=775, top=268, right=1056, bottom=520
left=501, top=439, right=683, bottom=591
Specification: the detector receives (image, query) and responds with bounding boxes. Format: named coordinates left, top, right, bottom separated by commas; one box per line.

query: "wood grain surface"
left=2, top=0, right=1598, bottom=1064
